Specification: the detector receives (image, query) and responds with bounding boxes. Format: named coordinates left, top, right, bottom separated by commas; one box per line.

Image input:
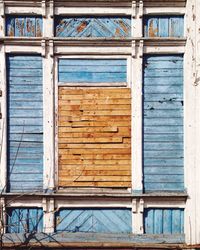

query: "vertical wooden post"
left=185, top=0, right=200, bottom=245
left=131, top=1, right=143, bottom=194
left=43, top=3, right=55, bottom=192
left=131, top=1, right=144, bottom=234
left=0, top=43, right=7, bottom=192
left=43, top=198, right=55, bottom=233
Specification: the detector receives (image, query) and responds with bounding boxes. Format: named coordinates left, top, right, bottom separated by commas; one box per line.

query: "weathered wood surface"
left=7, top=207, right=43, bottom=233
left=2, top=232, right=185, bottom=245
left=58, top=59, right=127, bottom=83
left=144, top=16, right=184, bottom=38
left=55, top=16, right=131, bottom=38
left=6, top=16, right=42, bottom=37
left=143, top=0, right=186, bottom=7
left=144, top=208, right=184, bottom=234
left=143, top=55, right=184, bottom=192
left=55, top=208, right=132, bottom=233
left=58, top=88, right=131, bottom=188
left=7, top=55, right=43, bottom=192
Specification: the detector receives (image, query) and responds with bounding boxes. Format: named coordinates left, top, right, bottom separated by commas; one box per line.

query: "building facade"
left=0, top=0, right=200, bottom=249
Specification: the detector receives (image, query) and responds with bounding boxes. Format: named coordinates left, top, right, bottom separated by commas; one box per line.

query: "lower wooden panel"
left=55, top=208, right=132, bottom=233
left=58, top=88, right=131, bottom=188
left=6, top=207, right=43, bottom=233
left=144, top=208, right=184, bottom=234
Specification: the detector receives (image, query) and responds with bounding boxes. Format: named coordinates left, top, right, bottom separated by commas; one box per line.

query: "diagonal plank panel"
left=55, top=17, right=131, bottom=38
left=58, top=88, right=131, bottom=188
left=56, top=208, right=132, bottom=233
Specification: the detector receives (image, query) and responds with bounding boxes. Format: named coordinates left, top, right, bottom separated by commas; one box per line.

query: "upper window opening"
left=6, top=15, right=43, bottom=37
left=144, top=15, right=184, bottom=37
left=55, top=16, right=131, bottom=38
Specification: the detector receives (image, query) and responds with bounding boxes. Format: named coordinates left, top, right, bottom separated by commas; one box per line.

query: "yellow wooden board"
left=58, top=88, right=131, bottom=188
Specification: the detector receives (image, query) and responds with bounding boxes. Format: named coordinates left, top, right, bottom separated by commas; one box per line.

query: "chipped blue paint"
left=58, top=59, right=127, bottom=83
left=6, top=16, right=42, bottom=37
left=7, top=55, right=43, bottom=193
left=143, top=55, right=184, bottom=192
left=7, top=207, right=43, bottom=233
left=55, top=16, right=131, bottom=37
left=55, top=208, right=132, bottom=233
left=144, top=16, right=184, bottom=37
left=144, top=208, right=184, bottom=234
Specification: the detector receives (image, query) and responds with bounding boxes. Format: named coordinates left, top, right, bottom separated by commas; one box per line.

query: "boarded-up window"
left=55, top=208, right=132, bottom=233
left=57, top=58, right=131, bottom=188
left=143, top=55, right=184, bottom=192
left=7, top=207, right=43, bottom=233
left=144, top=16, right=184, bottom=37
left=6, top=16, right=42, bottom=37
left=58, top=88, right=131, bottom=188
left=144, top=208, right=184, bottom=234
left=55, top=16, right=131, bottom=37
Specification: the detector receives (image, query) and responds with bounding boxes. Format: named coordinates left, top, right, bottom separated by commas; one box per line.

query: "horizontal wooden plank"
left=59, top=165, right=131, bottom=171
left=59, top=170, right=131, bottom=176
left=144, top=167, right=183, bottom=175
left=59, top=65, right=127, bottom=73
left=58, top=137, right=123, bottom=143
left=59, top=98, right=131, bottom=105
left=59, top=131, right=130, bottom=138
left=59, top=110, right=131, bottom=117
left=144, top=125, right=183, bottom=133
left=58, top=126, right=118, bottom=133
left=59, top=88, right=130, bottom=94
left=58, top=181, right=131, bottom=187
left=59, top=143, right=131, bottom=149
left=59, top=159, right=131, bottom=165
left=59, top=104, right=131, bottom=111
left=2, top=232, right=185, bottom=245
left=59, top=176, right=131, bottom=182
left=63, top=115, right=130, bottom=121
left=59, top=126, right=130, bottom=133
left=59, top=121, right=130, bottom=127
left=59, top=60, right=128, bottom=67
left=59, top=93, right=131, bottom=100
left=144, top=133, right=183, bottom=142
left=58, top=116, right=131, bottom=122
left=59, top=154, right=131, bottom=160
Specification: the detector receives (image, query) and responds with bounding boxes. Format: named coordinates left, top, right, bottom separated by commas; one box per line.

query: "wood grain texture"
left=55, top=208, right=132, bottom=233
left=7, top=55, right=43, bottom=192
left=6, top=207, right=43, bottom=233
left=6, top=16, right=42, bottom=37
left=144, top=208, right=184, bottom=234
left=58, top=88, right=131, bottom=188
left=58, top=59, right=127, bottom=83
left=144, top=16, right=184, bottom=38
left=143, top=55, right=184, bottom=192
left=55, top=16, right=131, bottom=38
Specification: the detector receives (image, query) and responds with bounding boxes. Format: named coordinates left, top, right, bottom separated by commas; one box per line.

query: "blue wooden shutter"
left=144, top=208, right=184, bottom=234
left=58, top=59, right=127, bottom=83
left=7, top=55, right=43, bottom=192
left=143, top=55, right=184, bottom=191
left=55, top=208, right=132, bottom=233
left=144, top=16, right=184, bottom=37
left=7, top=207, right=43, bottom=233
left=6, top=16, right=42, bottom=37
left=55, top=16, right=131, bottom=37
